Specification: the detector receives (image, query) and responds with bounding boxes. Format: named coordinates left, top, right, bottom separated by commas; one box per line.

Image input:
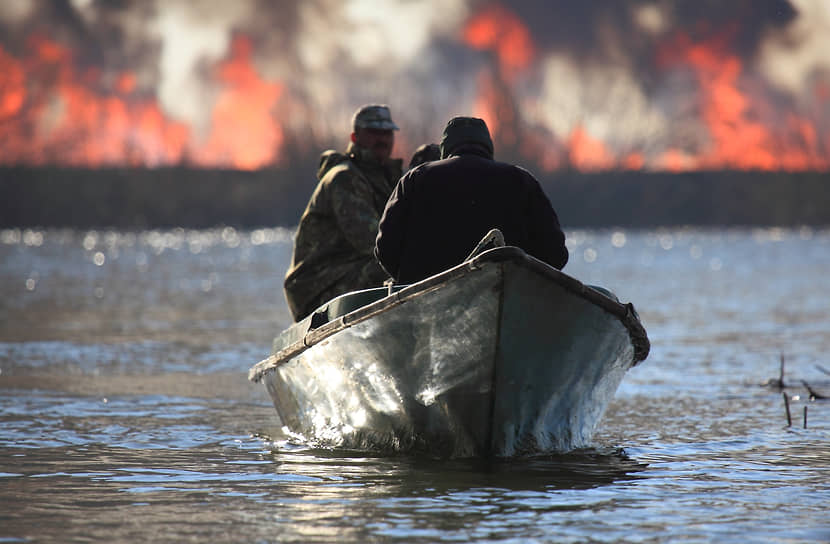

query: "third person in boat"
left=374, top=116, right=568, bottom=284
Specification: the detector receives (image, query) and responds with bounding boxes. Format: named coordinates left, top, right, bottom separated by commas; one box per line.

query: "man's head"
left=408, top=143, right=440, bottom=170
left=439, top=116, right=494, bottom=159
left=350, top=104, right=399, bottom=163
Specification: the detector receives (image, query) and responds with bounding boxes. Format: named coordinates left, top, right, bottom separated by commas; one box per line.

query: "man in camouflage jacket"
left=284, top=105, right=403, bottom=321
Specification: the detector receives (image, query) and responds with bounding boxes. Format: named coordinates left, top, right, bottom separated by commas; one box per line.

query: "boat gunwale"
left=249, top=246, right=649, bottom=382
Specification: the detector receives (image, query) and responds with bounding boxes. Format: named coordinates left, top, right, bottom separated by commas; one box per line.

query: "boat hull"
left=250, top=247, right=649, bottom=457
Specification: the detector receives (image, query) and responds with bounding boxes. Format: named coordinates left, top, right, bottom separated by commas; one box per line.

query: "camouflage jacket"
left=284, top=142, right=403, bottom=321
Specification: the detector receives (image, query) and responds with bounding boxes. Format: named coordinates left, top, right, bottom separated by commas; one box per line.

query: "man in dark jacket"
left=284, top=104, right=403, bottom=321
left=375, top=116, right=567, bottom=284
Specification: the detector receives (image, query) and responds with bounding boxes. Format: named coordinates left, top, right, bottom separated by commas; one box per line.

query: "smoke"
left=1, top=0, right=828, bottom=170
left=759, top=0, right=830, bottom=95
left=0, top=0, right=472, bottom=138
left=145, top=0, right=475, bottom=144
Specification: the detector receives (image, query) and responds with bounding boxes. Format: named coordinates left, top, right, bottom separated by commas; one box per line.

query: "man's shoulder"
left=509, top=162, right=536, bottom=178
left=320, top=157, right=361, bottom=186
left=489, top=159, right=538, bottom=182
left=318, top=150, right=354, bottom=180
left=449, top=155, right=537, bottom=179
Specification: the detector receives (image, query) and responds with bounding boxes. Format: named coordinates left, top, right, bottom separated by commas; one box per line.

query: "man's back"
left=285, top=144, right=401, bottom=320
left=376, top=152, right=568, bottom=284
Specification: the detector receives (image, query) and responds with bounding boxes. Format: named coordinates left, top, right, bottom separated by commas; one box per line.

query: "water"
left=2, top=226, right=829, bottom=543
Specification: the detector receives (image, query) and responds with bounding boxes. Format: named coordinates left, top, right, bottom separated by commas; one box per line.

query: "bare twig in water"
left=764, top=353, right=787, bottom=389
left=779, top=353, right=786, bottom=383
left=801, top=380, right=828, bottom=401
left=803, top=406, right=807, bottom=429
left=783, top=392, right=792, bottom=427
left=815, top=364, right=830, bottom=376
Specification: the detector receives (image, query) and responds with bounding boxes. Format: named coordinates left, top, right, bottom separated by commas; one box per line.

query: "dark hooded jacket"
left=375, top=145, right=568, bottom=284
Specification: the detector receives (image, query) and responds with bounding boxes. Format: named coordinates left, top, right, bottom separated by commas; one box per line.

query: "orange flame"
left=621, top=153, right=645, bottom=171
left=567, top=125, right=615, bottom=172
left=461, top=5, right=828, bottom=173
left=461, top=5, right=630, bottom=172
left=0, top=35, right=191, bottom=167
left=463, top=4, right=533, bottom=151
left=656, top=30, right=829, bottom=171
left=194, top=35, right=284, bottom=170
left=0, top=33, right=284, bottom=169
left=470, top=68, right=518, bottom=147
left=464, top=3, right=535, bottom=77
left=0, top=47, right=25, bottom=120
left=4, top=13, right=828, bottom=173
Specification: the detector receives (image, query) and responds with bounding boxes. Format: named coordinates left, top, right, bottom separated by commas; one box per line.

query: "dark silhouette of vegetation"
left=1, top=166, right=828, bottom=229
left=546, top=170, right=830, bottom=227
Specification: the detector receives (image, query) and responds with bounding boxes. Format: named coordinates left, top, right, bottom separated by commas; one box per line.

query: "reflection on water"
left=2, top=227, right=830, bottom=543
left=267, top=445, right=648, bottom=494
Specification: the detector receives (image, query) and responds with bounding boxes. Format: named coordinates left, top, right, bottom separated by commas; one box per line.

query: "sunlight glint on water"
left=1, top=227, right=829, bottom=543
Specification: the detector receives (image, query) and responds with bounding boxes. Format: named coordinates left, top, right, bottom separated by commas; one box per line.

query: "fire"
left=654, top=30, right=829, bottom=171
left=621, top=153, right=645, bottom=171
left=657, top=31, right=772, bottom=170
left=461, top=4, right=634, bottom=172
left=0, top=33, right=284, bottom=169
left=464, top=3, right=535, bottom=77
left=470, top=68, right=519, bottom=147
left=461, top=4, right=828, bottom=173
left=0, top=35, right=191, bottom=167
left=194, top=35, right=284, bottom=170
left=567, top=126, right=615, bottom=172
left=463, top=4, right=533, bottom=152
left=0, top=47, right=25, bottom=119
left=2, top=6, right=828, bottom=174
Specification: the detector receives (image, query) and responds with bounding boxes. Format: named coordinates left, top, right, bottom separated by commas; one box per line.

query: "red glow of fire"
left=469, top=67, right=519, bottom=147
left=462, top=4, right=532, bottom=153
left=621, top=153, right=645, bottom=171
left=655, top=30, right=828, bottom=171
left=194, top=35, right=284, bottom=170
left=567, top=126, right=615, bottom=172
left=463, top=5, right=828, bottom=172
left=0, top=47, right=25, bottom=119
left=0, top=33, right=284, bottom=169
left=464, top=3, right=535, bottom=77
left=462, top=4, right=628, bottom=172
left=4, top=12, right=827, bottom=174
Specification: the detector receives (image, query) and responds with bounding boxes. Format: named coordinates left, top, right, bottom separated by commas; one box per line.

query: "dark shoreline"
left=1, top=166, right=828, bottom=229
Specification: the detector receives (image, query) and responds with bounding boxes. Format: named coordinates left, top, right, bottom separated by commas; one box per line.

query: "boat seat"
left=320, top=286, right=405, bottom=322
left=273, top=285, right=409, bottom=354
left=311, top=229, right=505, bottom=328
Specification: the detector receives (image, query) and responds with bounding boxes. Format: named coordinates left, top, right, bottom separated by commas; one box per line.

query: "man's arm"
left=527, top=177, right=569, bottom=270
left=375, top=177, right=409, bottom=280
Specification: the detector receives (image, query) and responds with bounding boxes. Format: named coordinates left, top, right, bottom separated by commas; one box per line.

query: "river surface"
left=1, top=226, right=829, bottom=543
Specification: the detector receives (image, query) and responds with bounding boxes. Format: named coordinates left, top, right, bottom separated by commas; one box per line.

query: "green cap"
left=352, top=104, right=399, bottom=131
left=439, top=116, right=493, bottom=159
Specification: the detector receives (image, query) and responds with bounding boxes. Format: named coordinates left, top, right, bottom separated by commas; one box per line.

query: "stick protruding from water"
left=783, top=392, right=792, bottom=427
